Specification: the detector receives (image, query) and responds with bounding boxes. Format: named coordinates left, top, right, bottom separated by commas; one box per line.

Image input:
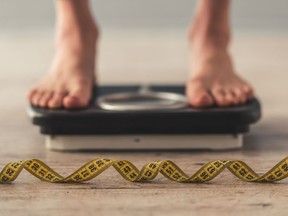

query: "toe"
left=31, top=91, right=44, bottom=106
left=224, top=90, right=237, bottom=106
left=63, top=95, right=89, bottom=109
left=27, top=89, right=37, bottom=101
left=186, top=81, right=213, bottom=108
left=188, top=91, right=213, bottom=108
left=233, top=88, right=247, bottom=104
left=212, top=88, right=228, bottom=106
left=38, top=92, right=53, bottom=107
left=242, top=85, right=254, bottom=99
left=63, top=88, right=91, bottom=109
left=48, top=92, right=66, bottom=109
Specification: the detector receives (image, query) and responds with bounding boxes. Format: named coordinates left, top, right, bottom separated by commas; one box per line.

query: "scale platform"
left=28, top=85, right=261, bottom=151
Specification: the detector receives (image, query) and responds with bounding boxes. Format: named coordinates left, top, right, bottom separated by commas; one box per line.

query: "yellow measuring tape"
left=1, top=157, right=288, bottom=184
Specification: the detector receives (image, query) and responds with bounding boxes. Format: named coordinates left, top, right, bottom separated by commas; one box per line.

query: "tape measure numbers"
left=1, top=158, right=288, bottom=183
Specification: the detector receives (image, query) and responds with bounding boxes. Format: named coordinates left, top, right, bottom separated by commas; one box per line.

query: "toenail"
left=199, top=95, right=209, bottom=102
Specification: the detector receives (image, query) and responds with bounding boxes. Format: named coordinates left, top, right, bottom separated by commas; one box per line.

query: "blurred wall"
left=0, top=0, right=287, bottom=32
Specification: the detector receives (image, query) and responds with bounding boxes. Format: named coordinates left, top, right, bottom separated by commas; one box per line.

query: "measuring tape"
left=1, top=157, right=288, bottom=183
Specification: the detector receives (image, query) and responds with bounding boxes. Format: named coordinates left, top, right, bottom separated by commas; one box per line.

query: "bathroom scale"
left=28, top=85, right=261, bottom=151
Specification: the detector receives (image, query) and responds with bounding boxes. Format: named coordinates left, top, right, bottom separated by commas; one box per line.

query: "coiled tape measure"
left=1, top=157, right=288, bottom=184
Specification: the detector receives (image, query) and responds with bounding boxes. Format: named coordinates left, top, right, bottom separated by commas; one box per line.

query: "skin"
left=27, top=0, right=254, bottom=109
left=186, top=0, right=254, bottom=107
left=27, top=0, right=97, bottom=109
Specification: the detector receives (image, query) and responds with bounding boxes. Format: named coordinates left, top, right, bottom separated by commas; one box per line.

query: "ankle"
left=188, top=19, right=230, bottom=49
left=55, top=20, right=99, bottom=47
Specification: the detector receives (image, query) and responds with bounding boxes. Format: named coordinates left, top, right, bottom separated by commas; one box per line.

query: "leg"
left=186, top=0, right=254, bottom=107
left=27, top=0, right=98, bottom=108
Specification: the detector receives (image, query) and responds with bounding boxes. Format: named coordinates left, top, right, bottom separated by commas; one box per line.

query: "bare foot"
left=186, top=30, right=254, bottom=108
left=27, top=16, right=98, bottom=109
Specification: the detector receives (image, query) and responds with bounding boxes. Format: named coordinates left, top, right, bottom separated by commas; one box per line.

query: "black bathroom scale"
left=28, top=85, right=261, bottom=150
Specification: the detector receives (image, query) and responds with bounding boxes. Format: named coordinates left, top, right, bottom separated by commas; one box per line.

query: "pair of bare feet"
left=27, top=18, right=254, bottom=109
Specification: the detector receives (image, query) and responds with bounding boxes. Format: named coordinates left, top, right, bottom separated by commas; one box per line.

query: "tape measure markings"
left=1, top=157, right=288, bottom=184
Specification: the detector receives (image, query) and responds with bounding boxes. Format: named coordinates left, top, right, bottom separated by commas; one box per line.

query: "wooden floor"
left=1, top=31, right=288, bottom=216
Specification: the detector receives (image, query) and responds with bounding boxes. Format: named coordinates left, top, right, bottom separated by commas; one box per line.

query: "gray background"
left=0, top=0, right=287, bottom=33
